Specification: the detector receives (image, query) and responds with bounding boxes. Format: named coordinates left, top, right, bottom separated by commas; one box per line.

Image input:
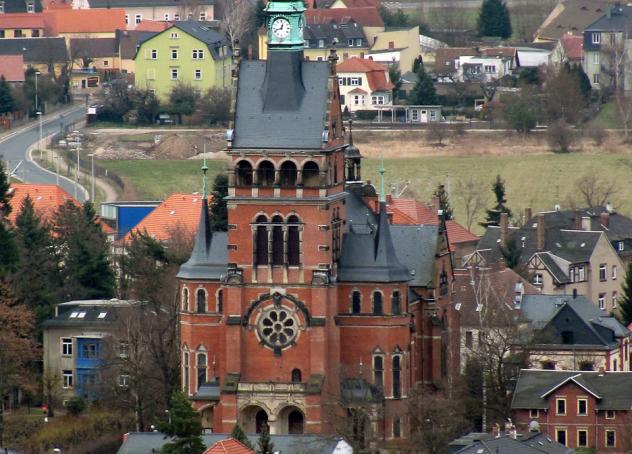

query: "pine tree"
left=500, top=236, right=521, bottom=269
left=0, top=161, right=17, bottom=278
left=477, top=0, right=512, bottom=39
left=160, top=391, right=206, bottom=454
left=13, top=195, right=60, bottom=326
left=210, top=173, right=228, bottom=232
left=231, top=423, right=254, bottom=450
left=410, top=65, right=437, bottom=105
left=257, top=422, right=274, bottom=454
left=0, top=76, right=15, bottom=115
left=434, top=184, right=453, bottom=220
left=54, top=201, right=115, bottom=300
left=619, top=261, right=632, bottom=325
left=481, top=175, right=512, bottom=227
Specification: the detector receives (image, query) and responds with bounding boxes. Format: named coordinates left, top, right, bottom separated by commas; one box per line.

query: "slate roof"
left=0, top=12, right=45, bottom=29
left=70, top=38, right=117, bottom=59
left=305, top=6, right=384, bottom=28
left=338, top=193, right=412, bottom=283
left=304, top=20, right=366, bottom=48
left=171, top=21, right=229, bottom=60
left=232, top=51, right=329, bottom=149
left=1, top=0, right=43, bottom=13
left=390, top=224, right=438, bottom=287
left=7, top=183, right=79, bottom=224
left=455, top=433, right=572, bottom=454
left=43, top=299, right=137, bottom=328
left=512, top=369, right=632, bottom=410
left=118, top=433, right=350, bottom=454
left=177, top=198, right=227, bottom=281
left=585, top=4, right=632, bottom=32
left=115, top=29, right=158, bottom=59
left=89, top=0, right=212, bottom=6
left=44, top=8, right=126, bottom=34
left=0, top=55, right=24, bottom=82
left=535, top=0, right=614, bottom=41
left=0, top=37, right=68, bottom=63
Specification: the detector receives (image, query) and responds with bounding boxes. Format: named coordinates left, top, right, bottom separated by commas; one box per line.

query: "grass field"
left=99, top=153, right=632, bottom=234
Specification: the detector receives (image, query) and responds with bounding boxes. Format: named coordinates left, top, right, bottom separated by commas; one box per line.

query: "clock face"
left=272, top=18, right=291, bottom=39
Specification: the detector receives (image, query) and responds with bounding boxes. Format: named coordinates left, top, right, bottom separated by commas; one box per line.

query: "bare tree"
left=427, top=122, right=447, bottom=146
left=220, top=0, right=256, bottom=49
left=575, top=174, right=618, bottom=208
left=456, top=177, right=487, bottom=231
left=615, top=91, right=632, bottom=142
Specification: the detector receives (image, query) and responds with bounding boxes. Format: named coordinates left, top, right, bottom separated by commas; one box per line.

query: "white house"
left=337, top=57, right=393, bottom=112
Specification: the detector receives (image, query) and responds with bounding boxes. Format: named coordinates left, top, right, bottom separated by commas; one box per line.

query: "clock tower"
left=265, top=0, right=306, bottom=50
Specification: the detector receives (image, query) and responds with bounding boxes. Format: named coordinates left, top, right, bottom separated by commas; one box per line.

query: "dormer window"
left=26, top=1, right=34, bottom=12
left=0, top=2, right=5, bottom=13
left=592, top=33, right=601, bottom=44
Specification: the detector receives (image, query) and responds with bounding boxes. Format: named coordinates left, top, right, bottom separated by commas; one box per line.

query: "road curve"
left=0, top=104, right=89, bottom=202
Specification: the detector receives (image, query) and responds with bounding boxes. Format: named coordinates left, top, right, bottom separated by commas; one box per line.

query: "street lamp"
left=34, top=70, right=40, bottom=114
left=75, top=145, right=81, bottom=200
left=54, top=155, right=60, bottom=187
left=88, top=153, right=95, bottom=201
left=37, top=110, right=42, bottom=154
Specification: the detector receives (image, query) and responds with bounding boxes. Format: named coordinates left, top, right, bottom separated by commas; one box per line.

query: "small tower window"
left=196, top=289, right=206, bottom=313
left=257, top=160, right=275, bottom=187
left=280, top=161, right=297, bottom=187
left=197, top=352, right=207, bottom=390
left=254, top=215, right=269, bottom=266
left=392, top=355, right=401, bottom=398
left=182, top=287, right=189, bottom=312
left=287, top=215, right=301, bottom=266
left=392, top=290, right=401, bottom=315
left=373, top=355, right=384, bottom=390
left=217, top=289, right=223, bottom=313
left=351, top=291, right=361, bottom=314
left=372, top=291, right=383, bottom=315
left=302, top=161, right=319, bottom=187
left=291, top=368, right=302, bottom=382
left=272, top=215, right=284, bottom=265
left=183, top=350, right=190, bottom=394
left=235, top=160, right=253, bottom=186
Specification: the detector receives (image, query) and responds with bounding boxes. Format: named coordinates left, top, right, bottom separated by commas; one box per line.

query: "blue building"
left=100, top=201, right=161, bottom=240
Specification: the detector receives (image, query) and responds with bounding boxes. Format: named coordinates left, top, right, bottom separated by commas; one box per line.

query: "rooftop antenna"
left=379, top=157, right=385, bottom=203
left=201, top=144, right=208, bottom=199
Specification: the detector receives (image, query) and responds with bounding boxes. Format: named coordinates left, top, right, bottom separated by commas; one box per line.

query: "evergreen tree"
left=477, top=0, right=512, bottom=39
left=389, top=65, right=403, bottom=101
left=210, top=173, right=228, bottom=232
left=0, top=161, right=17, bottom=278
left=412, top=56, right=423, bottom=74
left=254, top=0, right=266, bottom=28
left=500, top=236, right=521, bottom=269
left=13, top=195, right=60, bottom=326
left=410, top=65, right=437, bottom=105
left=257, top=422, right=274, bottom=454
left=54, top=201, right=115, bottom=300
left=434, top=184, right=453, bottom=220
left=160, top=391, right=205, bottom=454
left=568, top=63, right=591, bottom=100
left=481, top=175, right=512, bottom=227
left=619, top=261, right=632, bottom=325
left=0, top=76, right=15, bottom=115
left=231, top=423, right=254, bottom=450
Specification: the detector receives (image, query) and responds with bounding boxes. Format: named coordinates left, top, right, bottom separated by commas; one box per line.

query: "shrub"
left=66, top=396, right=86, bottom=416
left=355, top=110, right=378, bottom=120
left=585, top=121, right=607, bottom=146
left=427, top=122, right=447, bottom=146
left=547, top=119, right=577, bottom=153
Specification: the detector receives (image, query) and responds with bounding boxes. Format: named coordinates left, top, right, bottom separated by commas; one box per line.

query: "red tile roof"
left=340, top=0, right=380, bottom=7
left=44, top=8, right=125, bottom=34
left=480, top=47, right=516, bottom=58
left=434, top=47, right=478, bottom=74
left=347, top=87, right=368, bottom=94
left=337, top=56, right=387, bottom=72
left=561, top=33, right=583, bottom=61
left=41, top=0, right=72, bottom=9
left=123, top=192, right=205, bottom=243
left=445, top=220, right=479, bottom=245
left=0, top=13, right=46, bottom=29
left=0, top=55, right=25, bottom=82
left=204, top=438, right=255, bottom=454
left=7, top=183, right=79, bottom=224
left=135, top=20, right=171, bottom=32
left=305, top=7, right=383, bottom=27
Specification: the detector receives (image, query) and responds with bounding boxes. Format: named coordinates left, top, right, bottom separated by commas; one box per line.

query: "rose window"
left=257, top=307, right=299, bottom=348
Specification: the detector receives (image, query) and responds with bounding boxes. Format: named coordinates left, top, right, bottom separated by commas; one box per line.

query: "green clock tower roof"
left=265, top=0, right=306, bottom=51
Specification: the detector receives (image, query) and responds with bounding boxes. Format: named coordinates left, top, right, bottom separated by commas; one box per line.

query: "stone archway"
left=240, top=405, right=269, bottom=434
left=278, top=405, right=304, bottom=434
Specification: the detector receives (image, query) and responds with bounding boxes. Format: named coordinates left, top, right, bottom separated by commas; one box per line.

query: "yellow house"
left=0, top=13, right=45, bottom=38
left=368, top=26, right=420, bottom=73
left=44, top=9, right=126, bottom=43
left=0, top=37, right=68, bottom=77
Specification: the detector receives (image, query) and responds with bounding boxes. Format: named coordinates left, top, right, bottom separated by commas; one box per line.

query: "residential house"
left=512, top=369, right=632, bottom=451
left=534, top=0, right=616, bottom=43
left=0, top=0, right=43, bottom=14
left=43, top=8, right=125, bottom=42
left=69, top=38, right=118, bottom=73
left=305, top=6, right=384, bottom=42
left=87, top=0, right=214, bottom=30
left=0, top=37, right=68, bottom=75
left=550, top=33, right=584, bottom=67
left=520, top=294, right=632, bottom=372
left=100, top=200, right=161, bottom=240
left=583, top=4, right=632, bottom=90
left=366, top=26, right=421, bottom=72
left=42, top=299, right=138, bottom=404
left=337, top=57, right=392, bottom=112
left=118, top=433, right=353, bottom=454
left=516, top=44, right=554, bottom=68
left=303, top=19, right=369, bottom=62
left=0, top=54, right=24, bottom=83
left=475, top=212, right=625, bottom=313
left=435, top=47, right=518, bottom=83
left=114, top=28, right=159, bottom=76
left=6, top=183, right=79, bottom=224
left=0, top=12, right=44, bottom=37
left=134, top=21, right=231, bottom=100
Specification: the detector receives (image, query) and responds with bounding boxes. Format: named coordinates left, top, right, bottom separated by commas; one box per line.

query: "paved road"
left=0, top=104, right=89, bottom=202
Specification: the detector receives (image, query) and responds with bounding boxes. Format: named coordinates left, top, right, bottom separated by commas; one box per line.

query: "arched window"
left=235, top=160, right=253, bottom=186
left=579, top=361, right=594, bottom=371
left=287, top=215, right=300, bottom=266
left=393, top=417, right=401, bottom=438
left=182, top=287, right=189, bottom=312
left=351, top=291, right=361, bottom=314
left=288, top=410, right=304, bottom=434
left=255, top=409, right=268, bottom=434
left=372, top=291, right=383, bottom=315
left=272, top=215, right=284, bottom=266
left=373, top=355, right=384, bottom=390
left=392, top=355, right=401, bottom=398
left=255, top=215, right=269, bottom=266
left=392, top=291, right=401, bottom=315
left=280, top=161, right=297, bottom=187
left=183, top=350, right=190, bottom=394
left=196, top=289, right=206, bottom=313
left=217, top=289, right=223, bottom=313
left=257, top=160, right=275, bottom=187
left=291, top=368, right=302, bottom=382
left=302, top=161, right=319, bottom=187
left=197, top=352, right=207, bottom=390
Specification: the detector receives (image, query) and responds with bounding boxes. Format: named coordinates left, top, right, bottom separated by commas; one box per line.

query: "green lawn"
left=593, top=101, right=621, bottom=129
left=99, top=153, right=632, bottom=234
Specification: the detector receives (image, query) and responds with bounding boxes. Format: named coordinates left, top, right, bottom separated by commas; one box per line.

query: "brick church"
left=177, top=0, right=458, bottom=444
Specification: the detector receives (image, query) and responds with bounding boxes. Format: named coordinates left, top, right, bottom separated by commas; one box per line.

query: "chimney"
left=524, top=207, right=532, bottom=223
left=388, top=41, right=394, bottom=49
left=500, top=212, right=509, bottom=248
left=536, top=213, right=545, bottom=251
left=572, top=288, right=578, bottom=299
left=601, top=212, right=610, bottom=228
left=581, top=216, right=591, bottom=231
left=247, top=44, right=253, bottom=60
left=606, top=202, right=613, bottom=213
left=574, top=210, right=581, bottom=230
left=432, top=196, right=440, bottom=215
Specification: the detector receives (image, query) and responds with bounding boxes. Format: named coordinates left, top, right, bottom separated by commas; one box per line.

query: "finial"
left=201, top=143, right=208, bottom=199
left=348, top=119, right=353, bottom=146
left=379, top=157, right=385, bottom=203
